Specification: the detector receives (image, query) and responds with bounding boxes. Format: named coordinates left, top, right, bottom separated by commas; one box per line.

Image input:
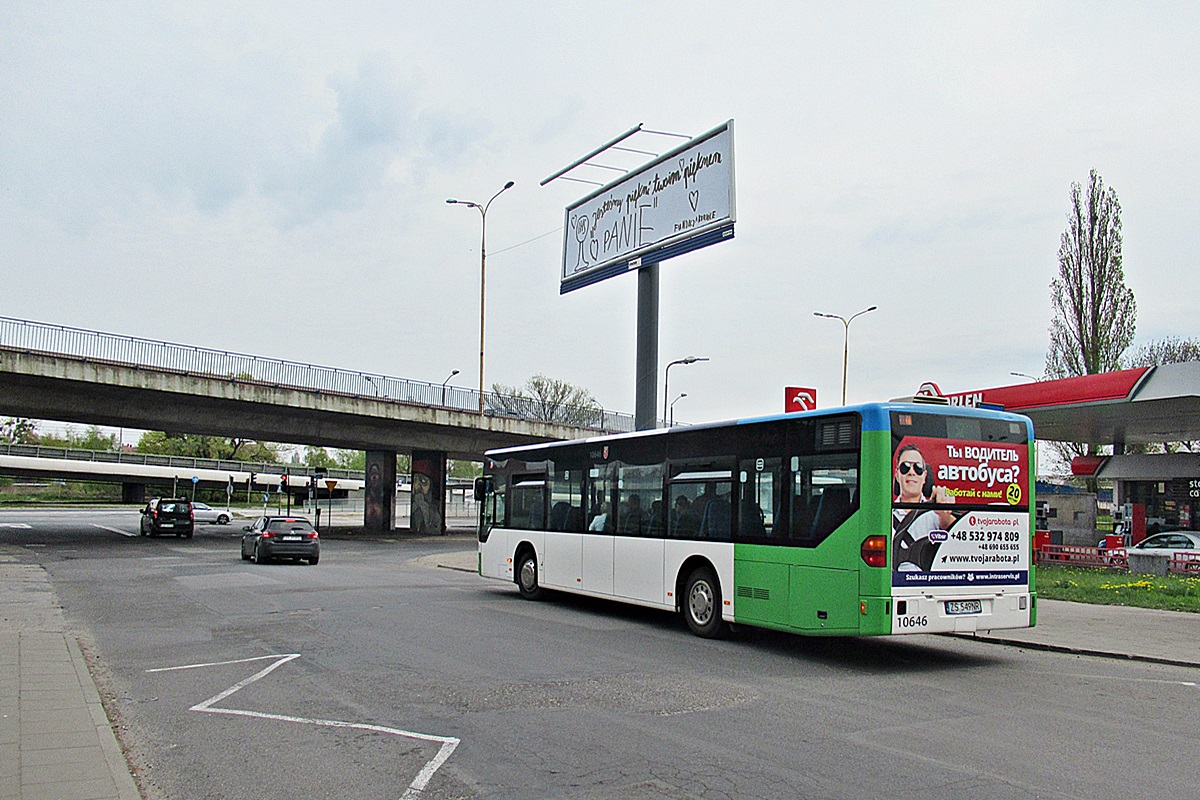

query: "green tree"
left=1127, top=336, right=1200, bottom=368
left=303, top=447, right=337, bottom=468
left=448, top=460, right=481, bottom=479
left=490, top=374, right=602, bottom=425
left=1046, top=169, right=1137, bottom=380
left=136, top=432, right=280, bottom=462
left=35, top=425, right=117, bottom=451
left=334, top=450, right=366, bottom=470
left=0, top=418, right=39, bottom=445
left=1044, top=170, right=1137, bottom=475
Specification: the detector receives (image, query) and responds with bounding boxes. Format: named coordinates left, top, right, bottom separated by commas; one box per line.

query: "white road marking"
left=148, top=653, right=460, bottom=798
left=0, top=523, right=32, bottom=529
left=92, top=523, right=137, bottom=537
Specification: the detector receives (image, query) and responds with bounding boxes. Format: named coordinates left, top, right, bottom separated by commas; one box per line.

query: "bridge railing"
left=0, top=443, right=365, bottom=480
left=0, top=316, right=634, bottom=433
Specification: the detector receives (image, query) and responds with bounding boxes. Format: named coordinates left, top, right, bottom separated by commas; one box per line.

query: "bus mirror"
left=474, top=477, right=490, bottom=502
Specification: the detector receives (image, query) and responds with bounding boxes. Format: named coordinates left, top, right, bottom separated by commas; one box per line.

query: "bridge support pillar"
left=122, top=482, right=146, bottom=504
left=364, top=450, right=396, bottom=534
left=410, top=450, right=447, bottom=535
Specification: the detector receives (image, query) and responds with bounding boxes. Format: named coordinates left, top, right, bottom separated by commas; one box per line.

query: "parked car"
left=140, top=498, right=194, bottom=538
left=1128, top=531, right=1200, bottom=562
left=190, top=502, right=231, bottom=525
left=241, top=516, right=320, bottom=565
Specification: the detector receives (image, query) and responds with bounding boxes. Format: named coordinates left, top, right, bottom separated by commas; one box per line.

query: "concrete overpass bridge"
left=0, top=316, right=634, bottom=533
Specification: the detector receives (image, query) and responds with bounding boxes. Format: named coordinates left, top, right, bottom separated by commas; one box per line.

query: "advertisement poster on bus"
left=891, top=435, right=1030, bottom=589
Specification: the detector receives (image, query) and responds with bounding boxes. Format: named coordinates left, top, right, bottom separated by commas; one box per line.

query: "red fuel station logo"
left=785, top=387, right=817, bottom=413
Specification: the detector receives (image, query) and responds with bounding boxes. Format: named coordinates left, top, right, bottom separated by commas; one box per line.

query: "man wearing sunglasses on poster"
left=892, top=443, right=958, bottom=572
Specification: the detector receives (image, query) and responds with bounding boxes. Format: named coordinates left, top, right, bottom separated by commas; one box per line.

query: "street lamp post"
left=441, top=369, right=460, bottom=406
left=1010, top=372, right=1040, bottom=382
left=663, top=356, right=709, bottom=428
left=813, top=306, right=877, bottom=406
left=447, top=181, right=515, bottom=415
left=670, top=392, right=687, bottom=427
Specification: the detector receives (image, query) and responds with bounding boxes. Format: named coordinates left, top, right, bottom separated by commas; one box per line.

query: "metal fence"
left=0, top=316, right=634, bottom=433
left=0, top=443, right=364, bottom=480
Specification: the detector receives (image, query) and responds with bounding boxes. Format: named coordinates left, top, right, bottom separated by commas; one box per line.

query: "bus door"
left=612, top=462, right=665, bottom=603
left=580, top=465, right=614, bottom=594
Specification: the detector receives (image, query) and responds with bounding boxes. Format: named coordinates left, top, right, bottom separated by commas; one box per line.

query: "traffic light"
left=280, top=474, right=289, bottom=490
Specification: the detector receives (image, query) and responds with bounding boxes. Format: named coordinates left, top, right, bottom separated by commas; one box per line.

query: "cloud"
left=1, top=17, right=489, bottom=231
left=261, top=57, right=492, bottom=225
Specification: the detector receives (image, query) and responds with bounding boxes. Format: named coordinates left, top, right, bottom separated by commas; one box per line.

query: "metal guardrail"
left=0, top=316, right=635, bottom=433
left=1036, top=544, right=1200, bottom=574
left=0, top=443, right=365, bottom=480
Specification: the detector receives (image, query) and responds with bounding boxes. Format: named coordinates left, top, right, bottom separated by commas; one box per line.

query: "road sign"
left=325, top=480, right=338, bottom=492
left=191, top=475, right=199, bottom=484
left=785, top=387, right=817, bottom=413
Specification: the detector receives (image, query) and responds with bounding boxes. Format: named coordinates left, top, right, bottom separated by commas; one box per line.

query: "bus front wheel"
left=516, top=551, right=544, bottom=600
left=683, top=567, right=726, bottom=638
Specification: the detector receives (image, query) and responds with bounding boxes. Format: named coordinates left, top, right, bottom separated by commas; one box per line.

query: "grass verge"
left=1037, top=564, right=1200, bottom=613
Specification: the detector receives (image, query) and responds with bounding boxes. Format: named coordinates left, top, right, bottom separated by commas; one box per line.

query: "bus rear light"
left=861, top=535, right=888, bottom=568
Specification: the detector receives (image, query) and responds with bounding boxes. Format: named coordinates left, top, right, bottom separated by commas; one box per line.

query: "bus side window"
left=738, top=458, right=781, bottom=539
left=790, top=455, right=859, bottom=546
left=509, top=475, right=547, bottom=531
left=617, top=464, right=662, bottom=537
left=588, top=465, right=615, bottom=533
left=550, top=468, right=585, bottom=532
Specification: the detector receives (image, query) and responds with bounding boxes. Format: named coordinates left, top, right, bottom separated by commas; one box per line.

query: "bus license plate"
left=282, top=535, right=302, bottom=541
left=946, top=600, right=982, bottom=615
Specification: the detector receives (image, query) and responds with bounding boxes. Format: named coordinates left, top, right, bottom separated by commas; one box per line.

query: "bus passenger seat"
left=810, top=486, right=851, bottom=540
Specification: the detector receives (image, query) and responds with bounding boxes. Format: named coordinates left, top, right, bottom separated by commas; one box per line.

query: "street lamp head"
left=503, top=180, right=515, bottom=190
left=450, top=369, right=460, bottom=377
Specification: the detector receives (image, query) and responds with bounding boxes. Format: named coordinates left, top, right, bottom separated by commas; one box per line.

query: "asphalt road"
left=2, top=508, right=1198, bottom=800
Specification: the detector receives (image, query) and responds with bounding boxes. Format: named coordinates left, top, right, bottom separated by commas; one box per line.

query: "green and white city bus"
left=476, top=400, right=1036, bottom=638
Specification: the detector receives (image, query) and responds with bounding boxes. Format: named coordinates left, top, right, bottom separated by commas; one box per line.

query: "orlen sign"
left=916, top=381, right=982, bottom=407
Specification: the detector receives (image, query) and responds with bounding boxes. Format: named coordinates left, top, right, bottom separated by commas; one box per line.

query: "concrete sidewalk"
left=974, top=597, right=1200, bottom=667
left=0, top=555, right=139, bottom=800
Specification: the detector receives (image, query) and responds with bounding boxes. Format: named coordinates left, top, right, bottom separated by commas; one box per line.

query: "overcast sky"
left=2, top=2, right=1196, bottom=434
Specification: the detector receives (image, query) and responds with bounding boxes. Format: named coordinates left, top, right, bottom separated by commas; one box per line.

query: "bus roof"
left=483, top=401, right=1033, bottom=459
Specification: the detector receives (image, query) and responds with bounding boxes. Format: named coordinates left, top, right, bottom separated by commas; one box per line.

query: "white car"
left=190, top=502, right=231, bottom=525
left=1128, top=531, right=1200, bottom=564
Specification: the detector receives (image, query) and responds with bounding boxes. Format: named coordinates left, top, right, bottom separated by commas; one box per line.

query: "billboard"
left=560, top=120, right=736, bottom=294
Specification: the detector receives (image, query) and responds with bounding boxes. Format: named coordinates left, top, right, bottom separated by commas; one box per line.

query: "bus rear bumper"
left=891, top=592, right=1033, bottom=635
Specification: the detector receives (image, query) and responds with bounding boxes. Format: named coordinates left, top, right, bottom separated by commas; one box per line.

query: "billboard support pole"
left=635, top=264, right=659, bottom=431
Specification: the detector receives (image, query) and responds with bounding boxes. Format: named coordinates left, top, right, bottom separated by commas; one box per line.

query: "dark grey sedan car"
left=240, top=516, right=320, bottom=564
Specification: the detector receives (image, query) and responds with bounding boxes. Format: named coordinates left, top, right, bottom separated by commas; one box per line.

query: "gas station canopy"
left=934, top=362, right=1200, bottom=446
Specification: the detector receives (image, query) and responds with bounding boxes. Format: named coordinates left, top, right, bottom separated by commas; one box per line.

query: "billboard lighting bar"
left=611, top=145, right=658, bottom=157
left=540, top=123, right=645, bottom=186
left=639, top=128, right=692, bottom=139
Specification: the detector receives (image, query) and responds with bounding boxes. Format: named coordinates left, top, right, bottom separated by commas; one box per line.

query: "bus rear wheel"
left=516, top=551, right=543, bottom=600
left=683, top=566, right=726, bottom=638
